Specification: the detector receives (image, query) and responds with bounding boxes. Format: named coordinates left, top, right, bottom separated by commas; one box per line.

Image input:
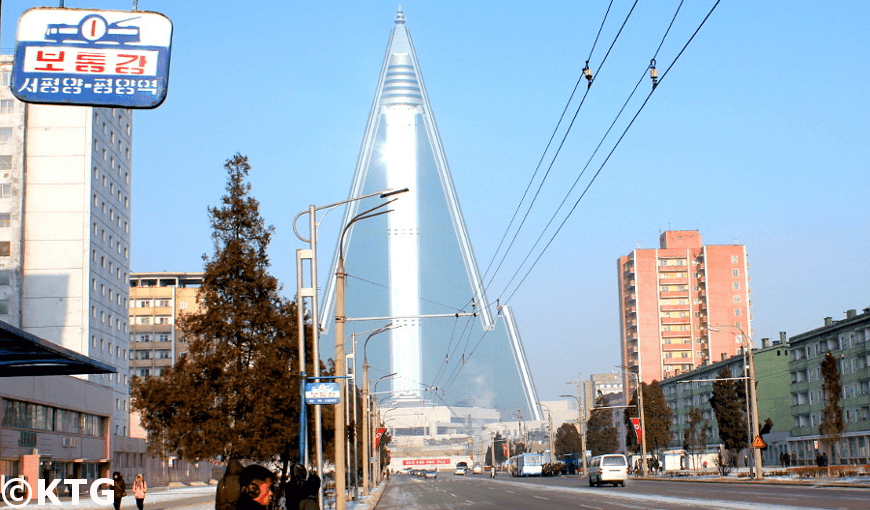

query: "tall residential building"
left=0, top=55, right=132, bottom=478
left=318, top=10, right=540, bottom=420
left=128, top=272, right=203, bottom=378
left=617, top=230, right=751, bottom=389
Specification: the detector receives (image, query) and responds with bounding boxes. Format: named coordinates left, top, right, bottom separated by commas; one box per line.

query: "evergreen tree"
left=131, top=154, right=303, bottom=462
left=819, top=351, right=845, bottom=461
left=554, top=423, right=583, bottom=456
left=586, top=395, right=618, bottom=456
left=624, top=380, right=673, bottom=453
left=709, top=366, right=747, bottom=466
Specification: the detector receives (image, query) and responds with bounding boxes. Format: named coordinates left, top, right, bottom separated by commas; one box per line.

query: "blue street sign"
left=305, top=382, right=341, bottom=405
left=11, top=8, right=173, bottom=109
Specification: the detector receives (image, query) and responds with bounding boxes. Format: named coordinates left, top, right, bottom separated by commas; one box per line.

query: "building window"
left=139, top=300, right=150, bottom=308
left=0, top=213, right=10, bottom=227
left=734, top=309, right=742, bottom=316
left=732, top=281, right=740, bottom=290
left=732, top=269, right=739, bottom=277
left=0, top=127, right=11, bottom=142
left=0, top=300, right=9, bottom=315
left=157, top=333, right=170, bottom=342
left=0, top=155, right=11, bottom=170
left=0, top=242, right=10, bottom=257
left=731, top=255, right=738, bottom=263
left=0, top=184, right=11, bottom=198
left=0, top=100, right=13, bottom=114
left=0, top=271, right=10, bottom=286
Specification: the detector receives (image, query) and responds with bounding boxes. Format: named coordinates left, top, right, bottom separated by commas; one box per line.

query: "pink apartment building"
left=618, top=230, right=752, bottom=392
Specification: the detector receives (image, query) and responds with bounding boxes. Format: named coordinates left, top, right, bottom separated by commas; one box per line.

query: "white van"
left=588, top=454, right=628, bottom=487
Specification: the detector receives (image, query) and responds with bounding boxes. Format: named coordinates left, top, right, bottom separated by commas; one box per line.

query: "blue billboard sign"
left=304, top=382, right=342, bottom=405
left=11, top=8, right=173, bottom=109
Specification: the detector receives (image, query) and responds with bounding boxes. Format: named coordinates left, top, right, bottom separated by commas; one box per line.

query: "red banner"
left=502, top=443, right=509, bottom=458
left=375, top=427, right=386, bottom=449
left=402, top=458, right=450, bottom=466
left=630, top=417, right=643, bottom=444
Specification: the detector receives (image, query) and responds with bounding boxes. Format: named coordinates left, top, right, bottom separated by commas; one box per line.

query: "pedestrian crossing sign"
left=752, top=435, right=766, bottom=449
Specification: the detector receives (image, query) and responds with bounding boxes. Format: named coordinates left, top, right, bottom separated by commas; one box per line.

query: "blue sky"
left=2, top=1, right=868, bottom=403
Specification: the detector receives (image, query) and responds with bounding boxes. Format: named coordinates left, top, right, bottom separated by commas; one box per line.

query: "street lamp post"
left=369, top=375, right=397, bottom=487
left=624, top=371, right=648, bottom=477
left=294, top=187, right=407, bottom=474
left=559, top=394, right=588, bottom=476
left=333, top=189, right=407, bottom=510
left=361, top=325, right=398, bottom=496
left=712, top=324, right=763, bottom=480
left=538, top=403, right=555, bottom=464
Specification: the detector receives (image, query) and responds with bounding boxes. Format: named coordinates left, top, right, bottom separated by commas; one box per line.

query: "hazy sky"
left=2, top=1, right=868, bottom=403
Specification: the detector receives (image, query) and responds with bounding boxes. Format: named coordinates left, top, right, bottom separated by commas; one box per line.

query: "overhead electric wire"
left=441, top=0, right=721, bottom=394
left=494, top=0, right=685, bottom=301
left=483, top=0, right=641, bottom=298
left=499, top=0, right=722, bottom=306
left=480, top=0, right=617, bottom=288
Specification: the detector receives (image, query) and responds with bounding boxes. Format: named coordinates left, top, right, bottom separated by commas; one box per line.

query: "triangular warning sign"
left=752, top=435, right=766, bottom=448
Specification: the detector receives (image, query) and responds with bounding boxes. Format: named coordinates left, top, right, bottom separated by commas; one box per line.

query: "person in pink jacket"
left=132, top=474, right=147, bottom=510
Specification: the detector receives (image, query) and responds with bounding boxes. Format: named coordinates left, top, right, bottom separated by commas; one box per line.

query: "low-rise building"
left=787, top=309, right=870, bottom=465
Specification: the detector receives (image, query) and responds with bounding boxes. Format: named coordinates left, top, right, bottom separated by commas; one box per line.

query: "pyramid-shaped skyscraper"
left=321, top=10, right=540, bottom=421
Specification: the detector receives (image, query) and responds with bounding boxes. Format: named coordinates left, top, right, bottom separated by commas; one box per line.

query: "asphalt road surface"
left=375, top=473, right=869, bottom=510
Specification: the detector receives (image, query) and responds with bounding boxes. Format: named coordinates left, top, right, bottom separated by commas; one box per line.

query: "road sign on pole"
left=12, top=8, right=173, bottom=108
left=751, top=435, right=766, bottom=449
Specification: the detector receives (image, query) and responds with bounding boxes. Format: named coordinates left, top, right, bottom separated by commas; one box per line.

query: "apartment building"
left=128, top=272, right=203, bottom=378
left=0, top=54, right=132, bottom=483
left=788, top=309, right=870, bottom=465
left=617, top=230, right=752, bottom=391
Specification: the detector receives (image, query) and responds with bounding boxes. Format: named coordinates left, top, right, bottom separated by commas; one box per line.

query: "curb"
left=631, top=475, right=870, bottom=488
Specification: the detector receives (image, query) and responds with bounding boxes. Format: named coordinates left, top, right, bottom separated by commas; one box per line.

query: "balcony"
left=660, top=291, right=690, bottom=299
left=660, top=316, right=691, bottom=325
left=661, top=330, right=691, bottom=338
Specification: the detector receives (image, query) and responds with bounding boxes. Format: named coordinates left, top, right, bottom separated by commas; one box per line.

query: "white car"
left=588, top=454, right=628, bottom=487
left=454, top=462, right=469, bottom=475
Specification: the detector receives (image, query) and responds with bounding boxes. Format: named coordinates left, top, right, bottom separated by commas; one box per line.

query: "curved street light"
left=711, top=324, right=762, bottom=480
left=559, top=394, right=588, bottom=476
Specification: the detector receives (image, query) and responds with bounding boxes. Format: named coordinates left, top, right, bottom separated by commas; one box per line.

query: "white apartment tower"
left=1, top=55, right=132, bottom=436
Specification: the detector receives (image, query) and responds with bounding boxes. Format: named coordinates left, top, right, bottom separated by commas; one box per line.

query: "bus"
left=509, top=453, right=543, bottom=477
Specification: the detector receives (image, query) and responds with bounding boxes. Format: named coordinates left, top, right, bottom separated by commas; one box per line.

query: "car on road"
left=424, top=469, right=437, bottom=479
left=454, top=461, right=469, bottom=475
left=471, top=464, right=483, bottom=474
left=588, top=454, right=628, bottom=487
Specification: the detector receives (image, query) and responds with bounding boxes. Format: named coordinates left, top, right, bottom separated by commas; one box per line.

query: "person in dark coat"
left=236, top=465, right=275, bottom=510
left=112, top=471, right=126, bottom=510
left=216, top=460, right=244, bottom=510
left=282, top=464, right=307, bottom=510
left=297, top=473, right=320, bottom=510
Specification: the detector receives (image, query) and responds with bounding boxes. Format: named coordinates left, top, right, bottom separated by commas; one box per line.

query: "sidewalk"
left=630, top=467, right=870, bottom=488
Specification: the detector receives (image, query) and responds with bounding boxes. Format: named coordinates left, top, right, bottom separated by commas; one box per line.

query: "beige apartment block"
left=128, top=272, right=203, bottom=377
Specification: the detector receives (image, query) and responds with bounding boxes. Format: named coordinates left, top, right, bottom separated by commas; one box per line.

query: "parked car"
left=588, top=454, right=628, bottom=487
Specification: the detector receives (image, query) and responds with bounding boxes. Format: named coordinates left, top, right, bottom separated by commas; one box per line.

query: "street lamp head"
left=380, top=187, right=410, bottom=198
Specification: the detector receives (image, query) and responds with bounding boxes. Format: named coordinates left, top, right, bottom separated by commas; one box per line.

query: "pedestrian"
left=298, top=472, right=320, bottom=510
left=112, top=471, right=126, bottom=510
left=132, top=474, right=147, bottom=510
left=282, top=464, right=307, bottom=510
left=821, top=452, right=828, bottom=467
left=216, top=460, right=244, bottom=510
left=237, top=465, right=275, bottom=510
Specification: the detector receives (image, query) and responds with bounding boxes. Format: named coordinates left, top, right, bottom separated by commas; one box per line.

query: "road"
left=374, top=473, right=869, bottom=510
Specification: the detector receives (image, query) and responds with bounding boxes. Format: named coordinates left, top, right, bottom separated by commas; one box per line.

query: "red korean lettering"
left=116, top=54, right=146, bottom=75
left=34, top=50, right=65, bottom=72
left=76, top=53, right=106, bottom=73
